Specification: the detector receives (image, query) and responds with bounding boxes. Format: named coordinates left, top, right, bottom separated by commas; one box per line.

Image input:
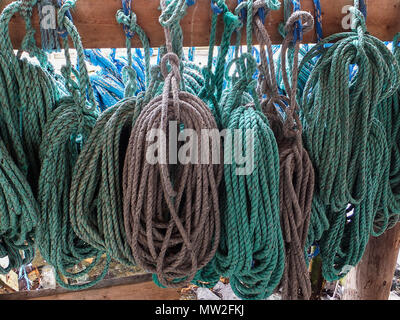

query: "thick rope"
left=256, top=3, right=315, bottom=299
left=36, top=0, right=110, bottom=290
left=70, top=1, right=153, bottom=267
left=122, top=0, right=222, bottom=288
left=373, top=33, right=400, bottom=235
left=0, top=0, right=59, bottom=272
left=208, top=0, right=284, bottom=300
left=298, top=2, right=400, bottom=280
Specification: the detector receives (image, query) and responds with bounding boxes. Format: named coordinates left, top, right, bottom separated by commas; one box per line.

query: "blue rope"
left=313, top=0, right=323, bottom=42
left=121, top=0, right=135, bottom=39
left=211, top=1, right=224, bottom=14
left=359, top=0, right=367, bottom=19
left=56, top=0, right=73, bottom=38
left=186, top=0, right=196, bottom=6
left=291, top=0, right=303, bottom=43
left=188, top=47, right=195, bottom=61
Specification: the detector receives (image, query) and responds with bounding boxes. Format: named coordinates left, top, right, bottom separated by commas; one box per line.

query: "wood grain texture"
left=343, top=223, right=400, bottom=300
left=29, top=281, right=181, bottom=300
left=0, top=0, right=399, bottom=49
left=0, top=274, right=181, bottom=300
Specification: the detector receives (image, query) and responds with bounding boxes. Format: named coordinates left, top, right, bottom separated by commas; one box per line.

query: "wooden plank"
left=29, top=281, right=181, bottom=300
left=0, top=0, right=399, bottom=49
left=0, top=273, right=176, bottom=300
left=343, top=223, right=400, bottom=300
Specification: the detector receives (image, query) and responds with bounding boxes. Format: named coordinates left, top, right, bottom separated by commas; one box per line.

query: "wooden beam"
left=1, top=0, right=399, bottom=49
left=0, top=273, right=181, bottom=300
left=343, top=223, right=400, bottom=300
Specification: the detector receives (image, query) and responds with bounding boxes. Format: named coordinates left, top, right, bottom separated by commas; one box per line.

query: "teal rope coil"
left=70, top=2, right=154, bottom=267
left=36, top=0, right=110, bottom=290
left=298, top=3, right=400, bottom=280
left=215, top=52, right=284, bottom=300
left=373, top=33, right=400, bottom=235
left=0, top=0, right=59, bottom=273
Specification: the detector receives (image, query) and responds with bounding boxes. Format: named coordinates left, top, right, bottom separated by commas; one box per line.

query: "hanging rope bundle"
left=36, top=0, right=110, bottom=290
left=0, top=0, right=60, bottom=273
left=190, top=0, right=243, bottom=288
left=208, top=0, right=284, bottom=300
left=298, top=1, right=400, bottom=280
left=255, top=3, right=315, bottom=299
left=69, top=0, right=153, bottom=267
left=0, top=0, right=59, bottom=190
left=373, top=33, right=400, bottom=235
left=122, top=0, right=222, bottom=288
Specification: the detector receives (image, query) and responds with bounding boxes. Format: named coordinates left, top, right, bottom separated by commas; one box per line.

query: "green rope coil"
left=215, top=51, right=284, bottom=300
left=36, top=0, right=110, bottom=290
left=70, top=4, right=154, bottom=267
left=298, top=4, right=400, bottom=280
left=0, top=0, right=58, bottom=272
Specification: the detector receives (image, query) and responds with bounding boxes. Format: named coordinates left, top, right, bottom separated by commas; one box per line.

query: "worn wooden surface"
left=343, top=223, right=400, bottom=300
left=1, top=0, right=399, bottom=48
left=0, top=273, right=181, bottom=300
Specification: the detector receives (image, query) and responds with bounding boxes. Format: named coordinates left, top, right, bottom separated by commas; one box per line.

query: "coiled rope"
left=36, top=0, right=110, bottom=290
left=373, top=33, right=400, bottom=235
left=0, top=0, right=59, bottom=273
left=69, top=0, right=153, bottom=267
left=209, top=0, right=284, bottom=300
left=255, top=2, right=315, bottom=299
left=298, top=1, right=400, bottom=280
left=123, top=0, right=222, bottom=288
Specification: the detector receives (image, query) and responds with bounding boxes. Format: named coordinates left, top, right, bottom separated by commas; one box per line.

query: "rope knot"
left=348, top=6, right=367, bottom=34
left=160, top=52, right=181, bottom=84
left=252, top=0, right=281, bottom=18
left=116, top=9, right=137, bottom=39
left=211, top=0, right=227, bottom=15
left=159, top=0, right=187, bottom=28
left=284, top=11, right=314, bottom=43
left=57, top=0, right=74, bottom=38
left=122, top=65, right=138, bottom=97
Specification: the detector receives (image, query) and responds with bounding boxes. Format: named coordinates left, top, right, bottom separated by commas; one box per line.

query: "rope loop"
left=284, top=10, right=314, bottom=44
left=116, top=4, right=137, bottom=39
left=56, top=0, right=74, bottom=38
left=211, top=0, right=228, bottom=15
left=348, top=6, right=367, bottom=34
left=159, top=0, right=187, bottom=28
left=160, top=52, right=182, bottom=83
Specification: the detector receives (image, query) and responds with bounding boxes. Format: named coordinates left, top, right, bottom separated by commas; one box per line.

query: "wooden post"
left=1, top=0, right=399, bottom=48
left=343, top=223, right=400, bottom=300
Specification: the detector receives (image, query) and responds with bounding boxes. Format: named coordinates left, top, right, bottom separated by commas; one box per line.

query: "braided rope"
left=256, top=2, right=315, bottom=299
left=70, top=0, right=153, bottom=267
left=122, top=0, right=222, bottom=288
left=36, top=0, right=111, bottom=290
left=298, top=2, right=400, bottom=281
left=0, top=0, right=59, bottom=272
left=206, top=0, right=284, bottom=300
